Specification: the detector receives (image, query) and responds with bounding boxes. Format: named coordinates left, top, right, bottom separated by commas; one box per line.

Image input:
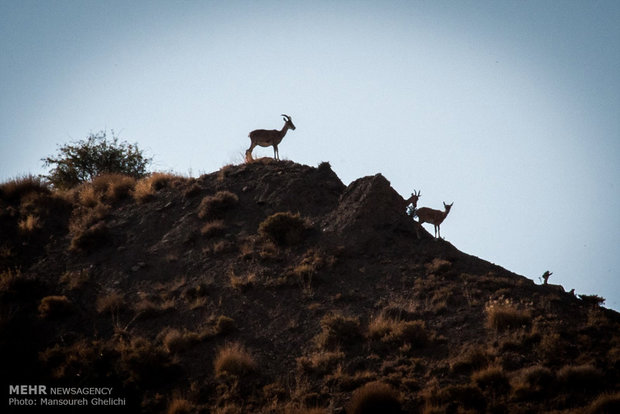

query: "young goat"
left=246, top=114, right=296, bottom=162
left=416, top=202, right=453, bottom=239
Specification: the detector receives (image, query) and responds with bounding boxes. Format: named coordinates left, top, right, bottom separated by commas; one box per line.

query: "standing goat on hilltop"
left=405, top=190, right=421, bottom=217
left=246, top=114, right=296, bottom=162
left=416, top=202, right=453, bottom=239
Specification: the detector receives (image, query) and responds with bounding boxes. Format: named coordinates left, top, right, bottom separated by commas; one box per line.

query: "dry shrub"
left=258, top=212, right=309, bottom=246
left=212, top=405, right=243, bottom=414
left=297, top=350, right=344, bottom=375
left=68, top=202, right=110, bottom=252
left=197, top=191, right=239, bottom=220
left=39, top=295, right=73, bottom=319
left=512, top=365, right=555, bottom=400
left=96, top=291, right=125, bottom=314
left=450, top=346, right=489, bottom=374
left=201, top=220, right=226, bottom=237
left=214, top=342, right=257, bottom=377
left=90, top=173, right=136, bottom=203
left=0, top=174, right=49, bottom=202
left=368, top=314, right=428, bottom=346
left=133, top=172, right=180, bottom=203
left=160, top=327, right=202, bottom=353
left=586, top=392, right=620, bottom=414
left=215, top=315, right=236, bottom=335
left=115, top=336, right=175, bottom=386
left=134, top=296, right=175, bottom=318
left=0, top=268, right=38, bottom=298
left=0, top=269, right=24, bottom=293
left=472, top=366, right=511, bottom=396
left=485, top=300, right=531, bottom=332
left=229, top=270, right=256, bottom=290
left=69, top=221, right=110, bottom=252
left=425, top=258, right=452, bottom=274
left=39, top=339, right=108, bottom=380
left=579, top=294, right=606, bottom=307
left=18, top=214, right=41, bottom=234
left=59, top=268, right=90, bottom=290
left=315, top=314, right=362, bottom=350
left=347, top=381, right=402, bottom=414
left=77, top=185, right=99, bottom=207
left=182, top=182, right=202, bottom=198
left=436, top=384, right=486, bottom=412
left=167, top=398, right=196, bottom=414
left=557, top=364, right=604, bottom=391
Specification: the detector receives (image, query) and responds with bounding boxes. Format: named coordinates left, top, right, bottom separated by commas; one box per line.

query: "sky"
left=1, top=0, right=618, bottom=310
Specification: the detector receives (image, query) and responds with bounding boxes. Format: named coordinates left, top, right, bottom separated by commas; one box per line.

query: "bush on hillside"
left=258, top=212, right=309, bottom=246
left=42, top=130, right=151, bottom=189
left=347, top=381, right=402, bottom=414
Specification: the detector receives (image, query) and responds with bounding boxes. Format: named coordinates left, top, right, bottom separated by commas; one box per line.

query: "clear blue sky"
left=1, top=0, right=619, bottom=309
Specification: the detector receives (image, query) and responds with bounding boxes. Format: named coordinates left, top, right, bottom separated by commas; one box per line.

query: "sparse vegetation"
left=485, top=300, right=532, bottom=332
left=214, top=342, right=257, bottom=377
left=160, top=327, right=203, bottom=353
left=315, top=313, right=362, bottom=350
left=197, top=191, right=239, bottom=220
left=347, top=381, right=402, bottom=414
left=258, top=211, right=309, bottom=246
left=96, top=291, right=125, bottom=314
left=38, top=295, right=73, bottom=319
left=1, top=160, right=618, bottom=413
left=215, top=315, right=236, bottom=335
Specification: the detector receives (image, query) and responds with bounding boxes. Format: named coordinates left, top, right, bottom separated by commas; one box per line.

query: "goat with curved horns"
left=246, top=114, right=296, bottom=161
left=405, top=190, right=421, bottom=216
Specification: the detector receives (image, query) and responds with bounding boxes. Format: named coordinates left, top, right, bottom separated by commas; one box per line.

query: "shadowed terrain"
left=1, top=160, right=619, bottom=413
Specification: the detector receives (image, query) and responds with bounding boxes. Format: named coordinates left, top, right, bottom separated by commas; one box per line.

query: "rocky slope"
left=1, top=159, right=618, bottom=413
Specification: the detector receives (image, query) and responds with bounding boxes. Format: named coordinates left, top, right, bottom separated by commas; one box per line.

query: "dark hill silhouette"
left=1, top=159, right=618, bottom=413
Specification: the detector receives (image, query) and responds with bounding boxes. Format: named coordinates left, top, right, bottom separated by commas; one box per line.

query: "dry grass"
left=297, top=350, right=344, bottom=375
left=585, top=392, right=620, bottom=414
left=512, top=365, right=555, bottom=400
left=368, top=314, right=429, bottom=346
left=556, top=364, right=604, bottom=391
left=471, top=366, right=511, bottom=396
left=485, top=300, right=531, bottom=332
left=258, top=211, right=309, bottom=247
left=69, top=221, right=110, bottom=252
left=114, top=336, right=175, bottom=386
left=450, top=346, right=489, bottom=374
left=18, top=214, right=41, bottom=234
left=315, top=314, right=362, bottom=350
left=215, top=315, right=236, bottom=335
left=90, top=173, right=136, bottom=203
left=96, top=291, right=126, bottom=314
left=0, top=174, right=49, bottom=202
left=228, top=270, right=256, bottom=290
left=0, top=268, right=34, bottom=296
left=214, top=342, right=257, bottom=377
left=347, top=381, right=402, bottom=414
left=38, top=295, right=73, bottom=319
left=59, top=268, right=90, bottom=290
left=133, top=172, right=181, bottom=203
left=167, top=397, right=197, bottom=414
left=197, top=191, right=239, bottom=220
left=134, top=295, right=176, bottom=318
left=425, top=258, right=452, bottom=274
left=159, top=327, right=204, bottom=353
left=201, top=220, right=227, bottom=237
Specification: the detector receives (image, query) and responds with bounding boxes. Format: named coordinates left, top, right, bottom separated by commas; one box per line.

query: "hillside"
left=1, top=159, right=619, bottom=413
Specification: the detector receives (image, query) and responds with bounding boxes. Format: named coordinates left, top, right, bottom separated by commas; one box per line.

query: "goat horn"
left=281, top=114, right=290, bottom=120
